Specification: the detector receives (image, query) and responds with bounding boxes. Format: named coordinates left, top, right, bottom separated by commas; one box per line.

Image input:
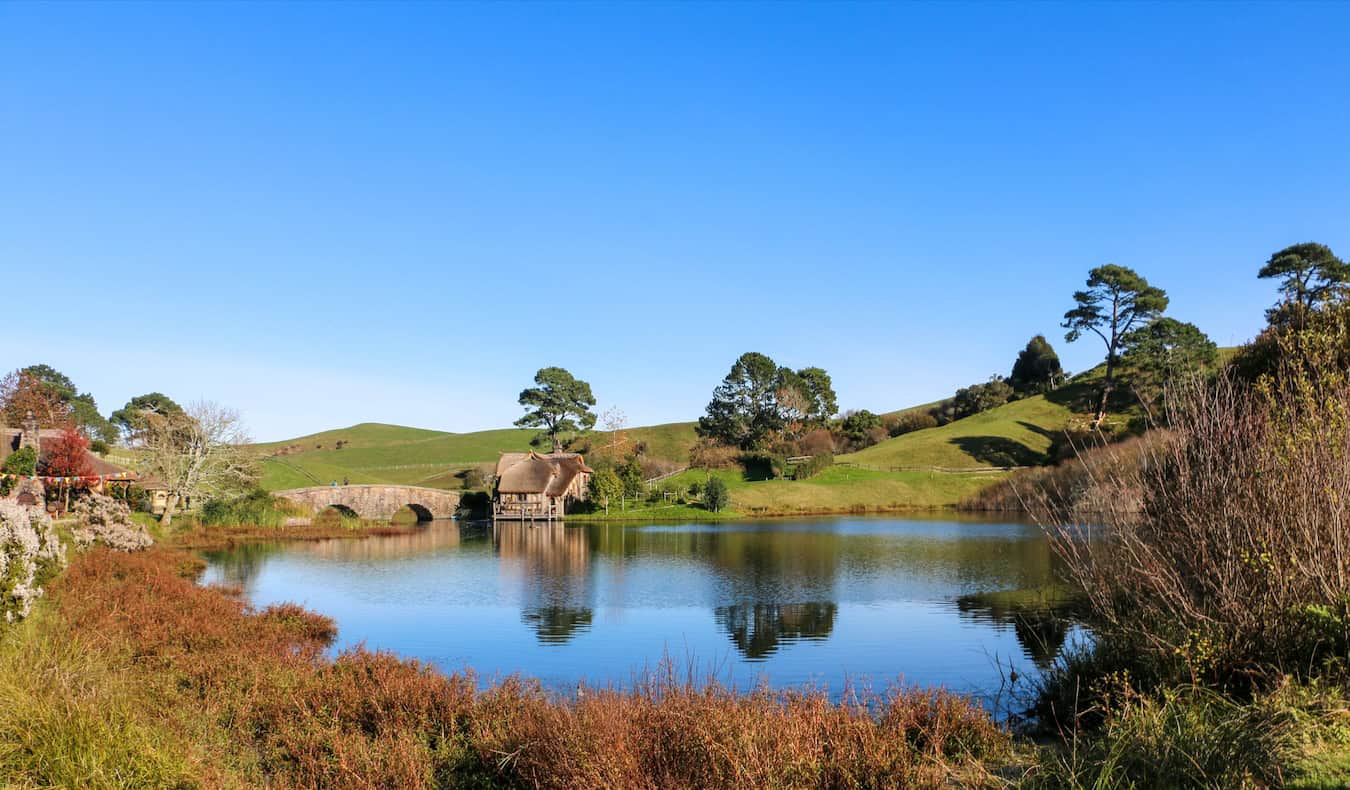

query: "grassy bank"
left=0, top=544, right=1015, bottom=789
left=573, top=466, right=1009, bottom=520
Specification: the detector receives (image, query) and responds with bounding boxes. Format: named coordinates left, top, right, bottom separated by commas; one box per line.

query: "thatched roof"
left=496, top=452, right=593, bottom=495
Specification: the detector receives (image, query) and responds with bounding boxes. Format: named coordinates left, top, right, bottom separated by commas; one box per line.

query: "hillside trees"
left=1063, top=265, right=1169, bottom=426
left=697, top=353, right=837, bottom=450
left=1009, top=335, right=1064, bottom=394
left=1120, top=318, right=1218, bottom=412
left=515, top=367, right=597, bottom=453
left=0, top=365, right=115, bottom=442
left=136, top=401, right=256, bottom=526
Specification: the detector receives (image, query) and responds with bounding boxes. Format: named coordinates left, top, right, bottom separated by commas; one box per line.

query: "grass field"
left=841, top=393, right=1081, bottom=470
left=617, top=465, right=1008, bottom=518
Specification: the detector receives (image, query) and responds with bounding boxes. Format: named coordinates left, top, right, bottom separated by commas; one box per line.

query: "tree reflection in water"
left=954, top=588, right=1088, bottom=667
left=715, top=602, right=838, bottom=660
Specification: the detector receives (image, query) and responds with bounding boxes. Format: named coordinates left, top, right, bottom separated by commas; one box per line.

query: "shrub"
left=792, top=453, right=834, bottom=480
left=798, top=428, right=835, bottom=455
left=1026, top=685, right=1295, bottom=788
left=703, top=477, right=730, bottom=512
left=0, top=501, right=65, bottom=623
left=737, top=452, right=787, bottom=480
left=70, top=494, right=152, bottom=552
left=887, top=410, right=938, bottom=437
left=200, top=488, right=303, bottom=529
left=88, top=439, right=110, bottom=456
left=1048, top=332, right=1350, bottom=692
left=689, top=439, right=740, bottom=470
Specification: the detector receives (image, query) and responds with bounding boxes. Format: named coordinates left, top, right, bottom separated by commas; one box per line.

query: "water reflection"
left=715, top=602, right=837, bottom=660
left=201, top=515, right=1085, bottom=697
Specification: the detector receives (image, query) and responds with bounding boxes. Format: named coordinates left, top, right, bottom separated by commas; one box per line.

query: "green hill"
left=255, top=421, right=706, bottom=491
left=840, top=393, right=1079, bottom=470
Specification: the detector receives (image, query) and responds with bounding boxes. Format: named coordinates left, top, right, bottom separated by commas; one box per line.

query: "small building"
left=492, top=452, right=593, bottom=521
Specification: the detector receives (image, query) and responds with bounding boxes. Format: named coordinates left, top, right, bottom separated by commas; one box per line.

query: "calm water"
left=201, top=515, right=1084, bottom=702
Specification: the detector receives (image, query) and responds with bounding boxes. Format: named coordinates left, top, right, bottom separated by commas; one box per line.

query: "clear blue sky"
left=3, top=2, right=1347, bottom=441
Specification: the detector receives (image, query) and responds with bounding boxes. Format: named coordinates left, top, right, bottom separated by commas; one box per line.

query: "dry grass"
left=0, top=544, right=1014, bottom=788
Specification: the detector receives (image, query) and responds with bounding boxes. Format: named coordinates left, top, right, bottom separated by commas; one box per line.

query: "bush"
left=737, top=452, right=787, bottom=480
left=887, top=411, right=938, bottom=437
left=1026, top=685, right=1294, bottom=788
left=88, top=439, right=110, bottom=456
left=703, top=477, right=730, bottom=512
left=792, top=453, right=833, bottom=480
left=1048, top=330, right=1350, bottom=692
left=200, top=489, right=302, bottom=529
left=0, top=501, right=65, bottom=623
left=689, top=439, right=740, bottom=470
left=70, top=494, right=152, bottom=552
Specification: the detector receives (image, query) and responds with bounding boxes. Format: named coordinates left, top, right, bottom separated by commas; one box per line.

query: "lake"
left=201, top=515, right=1084, bottom=704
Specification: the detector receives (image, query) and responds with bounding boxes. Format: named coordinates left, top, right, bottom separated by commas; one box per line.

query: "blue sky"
left=3, top=2, right=1347, bottom=441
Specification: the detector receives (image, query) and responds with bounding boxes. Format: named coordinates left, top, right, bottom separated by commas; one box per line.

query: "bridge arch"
left=274, top=485, right=461, bottom=522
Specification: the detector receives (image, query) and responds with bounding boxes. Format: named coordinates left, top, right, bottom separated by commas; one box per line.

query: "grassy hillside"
left=254, top=421, right=704, bottom=491
left=840, top=388, right=1087, bottom=470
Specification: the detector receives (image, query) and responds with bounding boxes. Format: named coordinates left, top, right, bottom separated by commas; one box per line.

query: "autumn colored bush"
left=8, top=545, right=1012, bottom=788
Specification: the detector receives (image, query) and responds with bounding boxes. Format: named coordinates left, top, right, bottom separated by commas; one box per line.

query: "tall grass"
left=1, top=545, right=1014, bottom=788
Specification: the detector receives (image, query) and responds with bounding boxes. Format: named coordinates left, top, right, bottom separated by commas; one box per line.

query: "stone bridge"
left=274, top=485, right=461, bottom=522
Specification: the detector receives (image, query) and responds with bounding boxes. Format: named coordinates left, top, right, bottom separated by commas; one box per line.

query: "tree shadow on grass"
left=948, top=436, right=1045, bottom=467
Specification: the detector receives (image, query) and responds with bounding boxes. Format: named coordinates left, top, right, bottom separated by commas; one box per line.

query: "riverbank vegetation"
left=0, top=543, right=1013, bottom=789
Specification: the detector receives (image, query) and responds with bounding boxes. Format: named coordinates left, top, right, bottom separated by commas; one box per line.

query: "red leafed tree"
left=44, top=426, right=93, bottom=477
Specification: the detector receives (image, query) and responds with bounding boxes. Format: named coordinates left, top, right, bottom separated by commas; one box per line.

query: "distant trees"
left=0, top=365, right=115, bottom=443
left=1063, top=265, right=1169, bottom=425
left=838, top=409, right=884, bottom=448
left=696, top=352, right=837, bottom=450
left=1009, top=335, right=1064, bottom=394
left=111, top=392, right=184, bottom=440
left=514, top=367, right=597, bottom=453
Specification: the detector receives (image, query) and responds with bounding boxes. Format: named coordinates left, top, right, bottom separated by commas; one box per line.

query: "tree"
left=587, top=468, right=623, bottom=515
left=951, top=376, right=1015, bottom=420
left=42, top=426, right=92, bottom=478
left=793, top=367, right=838, bottom=426
left=697, top=352, right=785, bottom=450
left=514, top=367, right=597, bottom=453
left=1009, top=335, right=1064, bottom=394
left=1, top=365, right=114, bottom=442
left=838, top=409, right=883, bottom=447
left=0, top=369, right=72, bottom=427
left=1259, top=242, right=1347, bottom=316
left=136, top=401, right=257, bottom=526
left=703, top=476, right=730, bottom=513
left=1062, top=265, right=1169, bottom=426
left=1121, top=318, right=1218, bottom=411
left=111, top=392, right=184, bottom=440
